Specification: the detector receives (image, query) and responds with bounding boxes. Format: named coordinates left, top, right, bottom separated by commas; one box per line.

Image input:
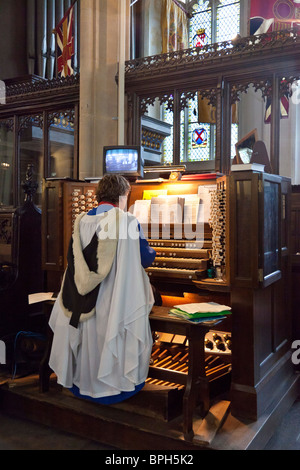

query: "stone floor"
left=0, top=399, right=299, bottom=450
left=0, top=410, right=116, bottom=450
left=264, top=398, right=300, bottom=450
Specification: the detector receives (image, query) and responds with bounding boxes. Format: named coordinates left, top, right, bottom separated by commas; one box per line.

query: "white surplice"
left=49, top=208, right=154, bottom=399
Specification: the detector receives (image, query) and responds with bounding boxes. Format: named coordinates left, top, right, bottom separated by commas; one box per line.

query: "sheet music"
left=197, top=184, right=216, bottom=223
left=133, top=199, right=151, bottom=224
left=182, top=194, right=201, bottom=224
left=150, top=196, right=185, bottom=224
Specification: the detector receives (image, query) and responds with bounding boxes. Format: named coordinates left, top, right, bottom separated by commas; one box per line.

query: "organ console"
left=41, top=170, right=294, bottom=426
left=147, top=328, right=232, bottom=383
left=42, top=180, right=98, bottom=286
left=146, top=243, right=210, bottom=281
left=128, top=177, right=219, bottom=292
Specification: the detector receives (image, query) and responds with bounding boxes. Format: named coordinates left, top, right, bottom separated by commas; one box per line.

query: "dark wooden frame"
left=0, top=75, right=80, bottom=209
left=124, top=29, right=300, bottom=175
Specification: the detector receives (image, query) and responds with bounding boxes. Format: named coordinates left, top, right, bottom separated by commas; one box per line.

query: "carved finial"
left=22, top=164, right=38, bottom=201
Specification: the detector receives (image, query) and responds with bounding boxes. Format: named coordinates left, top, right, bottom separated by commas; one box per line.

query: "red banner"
left=250, top=0, right=300, bottom=34
left=55, top=4, right=75, bottom=77
left=249, top=1, right=297, bottom=122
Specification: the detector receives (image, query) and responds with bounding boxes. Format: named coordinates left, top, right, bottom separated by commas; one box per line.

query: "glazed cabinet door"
left=42, top=180, right=64, bottom=271
left=229, top=171, right=260, bottom=288
left=258, top=173, right=282, bottom=287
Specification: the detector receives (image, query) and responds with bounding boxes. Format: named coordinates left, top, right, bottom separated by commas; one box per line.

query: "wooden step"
left=0, top=379, right=204, bottom=450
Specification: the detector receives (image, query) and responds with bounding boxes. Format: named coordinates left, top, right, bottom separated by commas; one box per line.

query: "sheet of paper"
left=133, top=199, right=151, bottom=224
left=142, top=189, right=168, bottom=200
left=28, top=292, right=54, bottom=304
left=150, top=196, right=184, bottom=224
left=182, top=194, right=200, bottom=224
left=173, top=302, right=231, bottom=314
left=198, top=184, right=217, bottom=223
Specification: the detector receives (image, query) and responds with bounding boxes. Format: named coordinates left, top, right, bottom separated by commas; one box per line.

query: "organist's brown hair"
left=96, top=174, right=130, bottom=205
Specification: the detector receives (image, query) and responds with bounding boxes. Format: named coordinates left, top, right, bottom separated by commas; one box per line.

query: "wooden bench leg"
left=39, top=325, right=53, bottom=393
left=183, top=327, right=210, bottom=440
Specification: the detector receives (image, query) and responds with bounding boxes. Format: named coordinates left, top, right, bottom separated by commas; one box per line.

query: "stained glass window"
left=189, top=0, right=212, bottom=48
left=181, top=94, right=213, bottom=162
left=162, top=103, right=174, bottom=164
left=162, top=0, right=240, bottom=166
left=216, top=0, right=240, bottom=43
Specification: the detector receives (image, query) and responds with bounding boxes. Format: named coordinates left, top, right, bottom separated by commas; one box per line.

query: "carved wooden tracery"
left=125, top=29, right=300, bottom=79
left=5, top=75, right=80, bottom=100
left=19, top=114, right=44, bottom=133
left=48, top=109, right=76, bottom=128
left=0, top=119, right=14, bottom=132
left=125, top=29, right=300, bottom=175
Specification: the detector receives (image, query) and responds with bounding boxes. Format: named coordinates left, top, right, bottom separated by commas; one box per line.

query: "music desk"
left=39, top=303, right=218, bottom=441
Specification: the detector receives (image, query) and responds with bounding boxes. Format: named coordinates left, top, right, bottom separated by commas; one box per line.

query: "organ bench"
left=39, top=301, right=228, bottom=441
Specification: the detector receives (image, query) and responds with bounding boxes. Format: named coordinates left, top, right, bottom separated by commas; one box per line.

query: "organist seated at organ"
left=48, top=174, right=159, bottom=405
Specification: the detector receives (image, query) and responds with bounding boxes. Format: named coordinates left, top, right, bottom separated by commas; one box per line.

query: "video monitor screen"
left=104, top=148, right=140, bottom=174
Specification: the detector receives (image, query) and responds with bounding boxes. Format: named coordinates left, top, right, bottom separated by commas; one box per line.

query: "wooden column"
left=216, top=77, right=231, bottom=175
left=173, top=89, right=181, bottom=166
left=271, top=74, right=280, bottom=175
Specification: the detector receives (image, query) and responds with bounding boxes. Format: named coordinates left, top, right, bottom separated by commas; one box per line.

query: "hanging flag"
left=55, top=3, right=75, bottom=78
left=249, top=1, right=300, bottom=122
left=250, top=0, right=275, bottom=34
left=250, top=0, right=300, bottom=35
left=162, top=0, right=189, bottom=53
left=264, top=93, right=290, bottom=123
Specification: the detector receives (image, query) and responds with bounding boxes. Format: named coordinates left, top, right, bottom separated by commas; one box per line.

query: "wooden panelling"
left=291, top=187, right=300, bottom=342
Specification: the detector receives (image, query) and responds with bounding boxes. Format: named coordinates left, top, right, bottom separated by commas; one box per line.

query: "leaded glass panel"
left=162, top=104, right=173, bottom=164
left=189, top=1, right=212, bottom=48
left=216, top=0, right=240, bottom=43
left=162, top=0, right=240, bottom=165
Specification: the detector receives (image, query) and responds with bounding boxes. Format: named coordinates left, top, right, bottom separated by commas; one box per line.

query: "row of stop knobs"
left=205, top=333, right=232, bottom=352
left=71, top=191, right=98, bottom=218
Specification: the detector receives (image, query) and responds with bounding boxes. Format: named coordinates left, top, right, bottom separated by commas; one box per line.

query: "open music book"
left=150, top=196, right=185, bottom=224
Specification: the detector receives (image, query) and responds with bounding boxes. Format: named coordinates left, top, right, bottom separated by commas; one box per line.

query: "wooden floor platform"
left=0, top=372, right=299, bottom=450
